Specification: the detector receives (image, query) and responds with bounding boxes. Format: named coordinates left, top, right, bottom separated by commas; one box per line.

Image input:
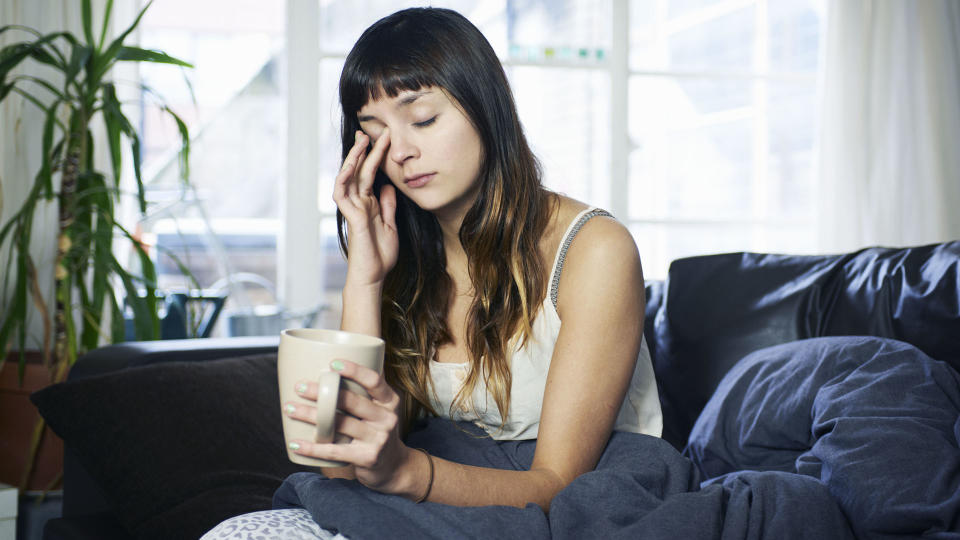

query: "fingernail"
left=296, top=382, right=308, bottom=394
left=330, top=360, right=344, bottom=372
left=284, top=404, right=296, bottom=415
left=289, top=442, right=301, bottom=451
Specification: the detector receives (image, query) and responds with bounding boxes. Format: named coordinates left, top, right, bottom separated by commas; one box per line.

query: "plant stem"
left=53, top=109, right=85, bottom=367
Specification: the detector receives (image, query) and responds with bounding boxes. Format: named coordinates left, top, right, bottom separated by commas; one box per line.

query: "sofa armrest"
left=67, top=336, right=280, bottom=381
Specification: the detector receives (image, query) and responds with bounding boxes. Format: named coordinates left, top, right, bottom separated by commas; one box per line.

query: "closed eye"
left=414, top=116, right=437, bottom=128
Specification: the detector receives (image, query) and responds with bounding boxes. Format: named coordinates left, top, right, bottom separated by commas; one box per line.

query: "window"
left=134, top=0, right=287, bottom=334
left=132, top=0, right=824, bottom=333
left=628, top=0, right=823, bottom=277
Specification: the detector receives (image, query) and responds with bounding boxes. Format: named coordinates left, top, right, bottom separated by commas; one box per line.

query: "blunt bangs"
left=340, top=60, right=437, bottom=116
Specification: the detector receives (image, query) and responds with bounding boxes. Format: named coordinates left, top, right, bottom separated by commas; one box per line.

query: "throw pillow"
left=685, top=336, right=960, bottom=539
left=31, top=353, right=311, bottom=540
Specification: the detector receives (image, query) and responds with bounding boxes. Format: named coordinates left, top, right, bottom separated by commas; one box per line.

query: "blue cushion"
left=685, top=336, right=960, bottom=538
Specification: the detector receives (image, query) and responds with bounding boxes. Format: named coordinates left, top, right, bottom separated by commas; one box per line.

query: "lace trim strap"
left=549, top=208, right=613, bottom=309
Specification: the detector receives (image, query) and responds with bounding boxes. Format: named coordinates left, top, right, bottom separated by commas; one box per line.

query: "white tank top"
left=428, top=207, right=663, bottom=440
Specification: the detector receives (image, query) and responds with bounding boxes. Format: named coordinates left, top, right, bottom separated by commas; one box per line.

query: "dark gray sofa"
left=32, top=242, right=960, bottom=539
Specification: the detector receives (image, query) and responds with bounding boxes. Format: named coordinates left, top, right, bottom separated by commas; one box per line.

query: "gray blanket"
left=274, top=417, right=852, bottom=539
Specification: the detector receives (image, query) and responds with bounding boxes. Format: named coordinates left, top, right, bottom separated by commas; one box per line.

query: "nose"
left=388, top=129, right=418, bottom=164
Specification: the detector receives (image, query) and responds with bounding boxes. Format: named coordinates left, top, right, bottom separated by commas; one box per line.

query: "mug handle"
left=314, top=370, right=341, bottom=444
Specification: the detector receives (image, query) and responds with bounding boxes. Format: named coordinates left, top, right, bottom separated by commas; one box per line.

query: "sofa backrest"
left=643, top=241, right=960, bottom=450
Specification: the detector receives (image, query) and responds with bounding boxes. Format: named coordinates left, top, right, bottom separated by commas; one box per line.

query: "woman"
left=204, top=7, right=660, bottom=538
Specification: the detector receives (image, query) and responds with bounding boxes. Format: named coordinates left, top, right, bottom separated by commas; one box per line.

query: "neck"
left=440, top=218, right=467, bottom=271
left=433, top=195, right=472, bottom=261
left=434, top=211, right=472, bottom=294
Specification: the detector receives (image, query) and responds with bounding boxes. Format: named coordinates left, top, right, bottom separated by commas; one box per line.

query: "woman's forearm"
left=389, top=447, right=566, bottom=511
left=328, top=279, right=384, bottom=479
left=339, top=280, right=383, bottom=337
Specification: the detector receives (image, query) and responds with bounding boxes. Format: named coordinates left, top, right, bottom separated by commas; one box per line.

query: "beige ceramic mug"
left=278, top=328, right=385, bottom=467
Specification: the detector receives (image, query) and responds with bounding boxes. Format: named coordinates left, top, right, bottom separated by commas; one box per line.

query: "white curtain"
left=816, top=0, right=960, bottom=253
left=0, top=0, right=131, bottom=344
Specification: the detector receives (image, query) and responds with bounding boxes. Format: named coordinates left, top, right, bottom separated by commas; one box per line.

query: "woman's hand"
left=334, top=129, right=399, bottom=287
left=284, top=359, right=419, bottom=495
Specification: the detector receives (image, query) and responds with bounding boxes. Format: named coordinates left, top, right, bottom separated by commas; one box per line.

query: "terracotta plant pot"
left=0, top=353, right=63, bottom=491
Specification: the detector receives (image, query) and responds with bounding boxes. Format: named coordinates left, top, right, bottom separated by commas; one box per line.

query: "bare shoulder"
left=552, top=197, right=644, bottom=315
left=552, top=195, right=640, bottom=272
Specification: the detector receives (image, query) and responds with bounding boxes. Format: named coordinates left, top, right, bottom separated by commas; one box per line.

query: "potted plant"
left=0, top=0, right=192, bottom=490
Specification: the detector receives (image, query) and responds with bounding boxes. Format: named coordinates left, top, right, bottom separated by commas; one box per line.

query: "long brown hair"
left=337, top=8, right=553, bottom=432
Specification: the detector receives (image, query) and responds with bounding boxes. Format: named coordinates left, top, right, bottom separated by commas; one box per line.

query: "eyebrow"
left=357, top=90, right=432, bottom=123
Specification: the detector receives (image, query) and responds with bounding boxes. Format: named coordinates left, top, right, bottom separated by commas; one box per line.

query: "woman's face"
left=357, top=86, right=484, bottom=221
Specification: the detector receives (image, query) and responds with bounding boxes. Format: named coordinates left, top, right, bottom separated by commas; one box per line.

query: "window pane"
left=510, top=67, right=611, bottom=207
left=317, top=217, right=348, bottom=329
left=666, top=0, right=726, bottom=19
left=767, top=81, right=816, bottom=221
left=138, top=0, right=286, bottom=336
left=629, top=119, right=754, bottom=221
left=320, top=1, right=506, bottom=56
left=630, top=222, right=754, bottom=280
left=629, top=75, right=755, bottom=220
left=630, top=1, right=755, bottom=71
left=631, top=221, right=817, bottom=280
left=319, top=59, right=346, bottom=215
left=506, top=0, right=612, bottom=60
left=768, top=0, right=824, bottom=72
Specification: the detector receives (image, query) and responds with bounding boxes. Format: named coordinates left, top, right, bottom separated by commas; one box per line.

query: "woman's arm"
left=323, top=129, right=398, bottom=480
left=335, top=128, right=398, bottom=338
left=531, top=215, right=645, bottom=496
left=288, top=216, right=646, bottom=510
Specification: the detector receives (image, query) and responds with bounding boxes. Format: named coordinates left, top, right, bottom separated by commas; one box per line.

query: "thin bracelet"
left=413, top=448, right=434, bottom=503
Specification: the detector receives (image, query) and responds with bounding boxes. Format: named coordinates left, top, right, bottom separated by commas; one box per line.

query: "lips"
left=404, top=173, right=435, bottom=188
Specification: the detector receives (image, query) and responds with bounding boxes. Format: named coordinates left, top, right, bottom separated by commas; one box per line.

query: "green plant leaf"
left=81, top=174, right=112, bottom=351
left=0, top=264, right=24, bottom=379
left=97, top=88, right=146, bottom=211
left=0, top=25, right=41, bottom=38
left=65, top=44, right=92, bottom=90
left=98, top=0, right=115, bottom=51
left=13, top=214, right=32, bottom=381
left=100, top=82, right=123, bottom=185
left=117, top=46, right=192, bottom=68
left=96, top=0, right=153, bottom=81
left=27, top=46, right=61, bottom=70
left=130, top=131, right=144, bottom=212
left=10, top=87, right=52, bottom=114
left=37, top=100, right=63, bottom=199
left=11, top=75, right=65, bottom=100
left=0, top=200, right=25, bottom=254
left=111, top=220, right=161, bottom=340
left=81, top=0, right=95, bottom=47
left=0, top=211, right=24, bottom=353
left=111, top=256, right=157, bottom=341
left=0, top=82, right=14, bottom=101
left=0, top=42, right=41, bottom=82
left=164, top=106, right=191, bottom=184
left=0, top=33, right=68, bottom=88
left=71, top=258, right=96, bottom=353
left=109, top=288, right=125, bottom=343
left=47, top=31, right=77, bottom=67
